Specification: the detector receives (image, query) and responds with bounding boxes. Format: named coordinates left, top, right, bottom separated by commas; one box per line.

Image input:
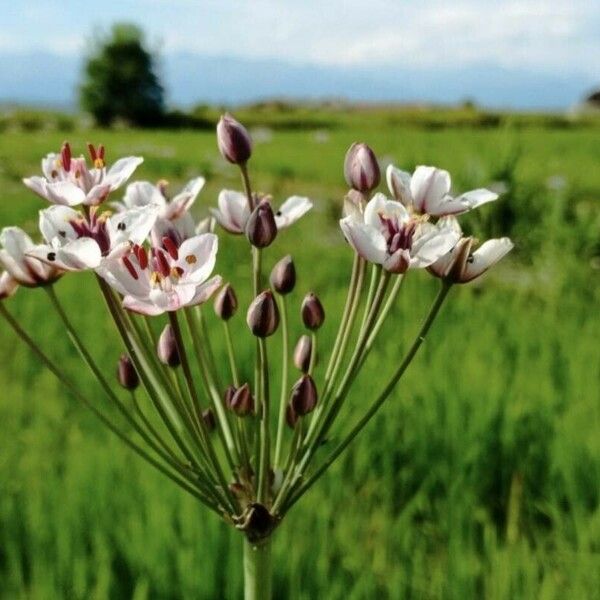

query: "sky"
left=0, top=0, right=598, bottom=108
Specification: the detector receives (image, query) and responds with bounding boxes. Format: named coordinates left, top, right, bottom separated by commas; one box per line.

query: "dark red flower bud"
left=214, top=283, right=238, bottom=320
left=246, top=200, right=278, bottom=248
left=344, top=142, right=380, bottom=192
left=270, top=255, right=296, bottom=295
left=202, top=408, right=216, bottom=431
left=286, top=403, right=299, bottom=429
left=217, top=113, right=253, bottom=164
left=224, top=385, right=237, bottom=407
left=301, top=292, right=325, bottom=330
left=229, top=382, right=254, bottom=416
left=157, top=324, right=180, bottom=367
left=117, top=354, right=139, bottom=390
left=293, top=334, right=313, bottom=373
left=247, top=290, right=280, bottom=337
left=290, top=374, right=318, bottom=416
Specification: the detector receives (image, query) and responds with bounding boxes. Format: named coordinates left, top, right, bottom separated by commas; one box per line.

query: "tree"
left=80, top=24, right=165, bottom=127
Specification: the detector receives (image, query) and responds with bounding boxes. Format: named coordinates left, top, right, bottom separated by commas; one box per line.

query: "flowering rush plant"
left=0, top=120, right=512, bottom=599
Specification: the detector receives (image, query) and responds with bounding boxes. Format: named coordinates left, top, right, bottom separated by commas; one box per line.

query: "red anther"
left=156, top=249, right=171, bottom=277
left=134, top=245, right=148, bottom=269
left=87, top=143, right=97, bottom=162
left=173, top=266, right=184, bottom=277
left=162, top=236, right=179, bottom=260
left=98, top=144, right=105, bottom=160
left=61, top=142, right=72, bottom=172
left=122, top=255, right=138, bottom=280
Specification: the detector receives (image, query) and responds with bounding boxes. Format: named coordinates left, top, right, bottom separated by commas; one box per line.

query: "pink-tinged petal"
left=427, top=250, right=455, bottom=278
left=23, top=176, right=49, bottom=200
left=216, top=189, right=250, bottom=233
left=108, top=205, right=158, bottom=246
left=0, top=248, right=35, bottom=285
left=461, top=238, right=513, bottom=283
left=383, top=249, right=410, bottom=274
left=410, top=226, right=461, bottom=268
left=274, top=196, right=312, bottom=229
left=210, top=207, right=243, bottom=234
left=0, top=272, right=18, bottom=299
left=185, top=275, right=223, bottom=307
left=386, top=165, right=413, bottom=209
left=56, top=238, right=103, bottom=270
left=195, top=216, right=213, bottom=235
left=410, top=166, right=451, bottom=214
left=97, top=257, right=151, bottom=297
left=0, top=227, right=49, bottom=284
left=339, top=217, right=387, bottom=264
left=39, top=205, right=80, bottom=244
left=0, top=226, right=35, bottom=257
left=364, top=193, right=409, bottom=229
left=454, top=188, right=498, bottom=210
left=104, top=156, right=144, bottom=191
left=148, top=287, right=193, bottom=312
left=85, top=183, right=112, bottom=206
left=122, top=181, right=166, bottom=210
left=176, top=233, right=218, bottom=284
left=44, top=181, right=87, bottom=206
left=167, top=176, right=206, bottom=219
left=41, top=153, right=60, bottom=180
left=122, top=295, right=166, bottom=316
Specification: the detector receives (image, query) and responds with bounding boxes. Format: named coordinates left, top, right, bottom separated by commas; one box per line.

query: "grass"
left=0, top=116, right=599, bottom=598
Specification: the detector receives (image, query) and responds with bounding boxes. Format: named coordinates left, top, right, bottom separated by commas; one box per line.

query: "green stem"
left=283, top=283, right=452, bottom=512
left=256, top=338, right=270, bottom=503
left=308, top=332, right=317, bottom=377
left=273, top=295, right=289, bottom=468
left=223, top=321, right=240, bottom=387
left=243, top=537, right=272, bottom=600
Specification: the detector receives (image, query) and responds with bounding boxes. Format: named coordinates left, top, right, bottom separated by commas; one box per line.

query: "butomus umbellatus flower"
left=26, top=204, right=158, bottom=272
left=98, top=233, right=222, bottom=316
left=340, top=193, right=460, bottom=274
left=23, top=142, right=143, bottom=207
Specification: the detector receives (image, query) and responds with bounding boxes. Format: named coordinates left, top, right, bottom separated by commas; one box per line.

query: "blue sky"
left=0, top=0, right=598, bottom=107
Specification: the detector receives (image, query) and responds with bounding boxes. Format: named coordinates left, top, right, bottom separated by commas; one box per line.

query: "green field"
left=1, top=116, right=599, bottom=599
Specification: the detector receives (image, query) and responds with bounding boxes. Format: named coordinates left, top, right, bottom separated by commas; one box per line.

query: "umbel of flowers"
left=0, top=124, right=513, bottom=599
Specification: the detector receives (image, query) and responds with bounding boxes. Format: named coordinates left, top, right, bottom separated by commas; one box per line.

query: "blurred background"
left=1, top=1, right=599, bottom=598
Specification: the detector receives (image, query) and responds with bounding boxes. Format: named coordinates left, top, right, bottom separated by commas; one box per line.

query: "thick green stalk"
left=282, top=283, right=452, bottom=512
left=243, top=538, right=272, bottom=600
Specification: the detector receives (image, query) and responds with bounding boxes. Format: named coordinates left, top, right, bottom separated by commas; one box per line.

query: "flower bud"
left=344, top=142, right=381, bottom=192
left=216, top=113, right=253, bottom=164
left=270, top=255, right=296, bottom=295
left=116, top=354, right=139, bottom=391
left=228, top=382, right=254, bottom=416
left=286, top=403, right=299, bottom=429
left=290, top=374, right=318, bottom=416
left=0, top=272, right=18, bottom=300
left=246, top=200, right=277, bottom=248
left=202, top=408, right=216, bottom=431
left=293, top=334, right=313, bottom=373
left=157, top=324, right=180, bottom=367
left=214, top=283, right=238, bottom=320
left=301, top=292, right=325, bottom=330
left=247, top=290, right=280, bottom=337
left=224, top=384, right=237, bottom=407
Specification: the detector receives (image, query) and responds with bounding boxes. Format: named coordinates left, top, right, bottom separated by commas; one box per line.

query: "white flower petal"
left=0, top=271, right=18, bottom=299
left=104, top=156, right=144, bottom=191
left=84, top=183, right=112, bottom=206
left=41, top=153, right=60, bottom=180
left=187, top=275, right=223, bottom=306
left=410, top=166, right=451, bottom=214
left=97, top=257, right=151, bottom=297
left=44, top=181, right=87, bottom=206
left=454, top=188, right=498, bottom=210
left=176, top=233, right=218, bottom=284
left=274, top=196, right=312, bottom=229
left=386, top=165, right=413, bottom=208
left=339, top=217, right=387, bottom=264
left=108, top=205, right=158, bottom=247
left=39, top=205, right=80, bottom=244
left=55, top=238, right=103, bottom=270
left=364, top=193, right=409, bottom=229
left=122, top=296, right=165, bottom=316
left=215, top=189, right=249, bottom=233
left=23, top=176, right=49, bottom=200
left=410, top=226, right=461, bottom=268
left=462, top=238, right=513, bottom=282
left=122, top=181, right=166, bottom=210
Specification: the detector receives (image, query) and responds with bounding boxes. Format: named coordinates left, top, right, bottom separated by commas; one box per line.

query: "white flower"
left=0, top=271, right=18, bottom=299
left=23, top=142, right=143, bottom=207
left=339, top=193, right=460, bottom=274
left=210, top=190, right=312, bottom=234
left=428, top=217, right=514, bottom=283
left=25, top=205, right=158, bottom=272
left=386, top=164, right=498, bottom=217
left=98, top=233, right=222, bottom=316
left=0, top=227, right=62, bottom=286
